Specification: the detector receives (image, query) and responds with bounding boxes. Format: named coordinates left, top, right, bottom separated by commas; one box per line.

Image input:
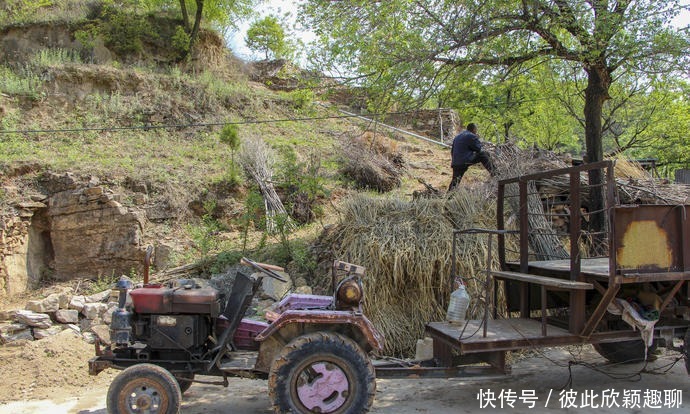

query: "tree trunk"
left=179, top=0, right=190, bottom=31
left=189, top=0, right=204, bottom=52
left=583, top=62, right=611, bottom=245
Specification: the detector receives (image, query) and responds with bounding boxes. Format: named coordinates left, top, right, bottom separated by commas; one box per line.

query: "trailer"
left=415, top=160, right=690, bottom=377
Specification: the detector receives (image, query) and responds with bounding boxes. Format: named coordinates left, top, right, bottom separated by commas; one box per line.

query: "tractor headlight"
left=336, top=278, right=363, bottom=309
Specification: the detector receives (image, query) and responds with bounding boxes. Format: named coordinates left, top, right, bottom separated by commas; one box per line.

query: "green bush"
left=276, top=146, right=329, bottom=224
left=171, top=25, right=190, bottom=58
left=209, top=250, right=243, bottom=275
left=289, top=89, right=315, bottom=111
left=100, top=6, right=156, bottom=56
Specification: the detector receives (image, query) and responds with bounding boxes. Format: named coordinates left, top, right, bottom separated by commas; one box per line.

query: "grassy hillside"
left=0, top=11, right=456, bottom=285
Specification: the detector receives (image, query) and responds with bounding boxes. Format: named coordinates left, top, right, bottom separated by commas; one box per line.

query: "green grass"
left=31, top=48, right=82, bottom=67
left=0, top=66, right=43, bottom=99
left=0, top=0, right=92, bottom=26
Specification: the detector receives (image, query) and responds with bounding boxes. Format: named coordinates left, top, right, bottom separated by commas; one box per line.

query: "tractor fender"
left=256, top=309, right=384, bottom=352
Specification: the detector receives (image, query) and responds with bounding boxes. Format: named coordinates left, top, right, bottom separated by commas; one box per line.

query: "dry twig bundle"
left=239, top=138, right=294, bottom=234
left=492, top=144, right=569, bottom=260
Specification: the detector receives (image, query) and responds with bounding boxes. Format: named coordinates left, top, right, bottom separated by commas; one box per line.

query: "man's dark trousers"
left=448, top=151, right=494, bottom=190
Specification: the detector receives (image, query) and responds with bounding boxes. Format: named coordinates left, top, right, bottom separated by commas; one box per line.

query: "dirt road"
left=0, top=345, right=687, bottom=414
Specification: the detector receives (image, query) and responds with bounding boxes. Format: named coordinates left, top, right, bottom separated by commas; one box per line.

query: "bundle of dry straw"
left=334, top=188, right=513, bottom=357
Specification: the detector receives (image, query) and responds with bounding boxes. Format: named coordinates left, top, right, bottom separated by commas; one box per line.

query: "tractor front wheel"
left=269, top=332, right=376, bottom=414
left=106, top=363, right=182, bottom=414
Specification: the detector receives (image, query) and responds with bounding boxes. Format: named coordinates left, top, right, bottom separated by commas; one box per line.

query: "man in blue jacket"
left=448, top=123, right=495, bottom=190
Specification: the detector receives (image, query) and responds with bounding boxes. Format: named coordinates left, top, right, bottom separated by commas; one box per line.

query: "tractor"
left=89, top=256, right=382, bottom=414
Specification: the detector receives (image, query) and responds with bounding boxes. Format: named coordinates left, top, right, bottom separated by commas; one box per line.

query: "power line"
left=0, top=94, right=581, bottom=136
left=0, top=113, right=380, bottom=135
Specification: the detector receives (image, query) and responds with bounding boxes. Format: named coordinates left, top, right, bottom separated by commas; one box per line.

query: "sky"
left=227, top=0, right=690, bottom=63
left=227, top=0, right=307, bottom=62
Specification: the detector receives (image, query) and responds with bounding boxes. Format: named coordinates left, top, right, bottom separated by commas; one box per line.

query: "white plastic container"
left=446, top=281, right=470, bottom=323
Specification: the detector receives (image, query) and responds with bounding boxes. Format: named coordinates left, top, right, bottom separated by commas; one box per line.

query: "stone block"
left=1, top=328, right=34, bottom=344
left=90, top=324, right=111, bottom=345
left=79, top=316, right=102, bottom=332
left=14, top=310, right=52, bottom=329
left=102, top=305, right=118, bottom=325
left=58, top=292, right=71, bottom=309
left=260, top=271, right=292, bottom=301
left=25, top=294, right=60, bottom=313
left=0, top=322, right=27, bottom=335
left=82, top=332, right=98, bottom=344
left=86, top=289, right=111, bottom=304
left=83, top=186, right=104, bottom=197
left=33, top=326, right=64, bottom=340
left=69, top=295, right=86, bottom=311
left=66, top=324, right=81, bottom=334
left=0, top=310, right=17, bottom=321
left=55, top=309, right=79, bottom=324
left=294, top=286, right=313, bottom=295
left=82, top=303, right=108, bottom=320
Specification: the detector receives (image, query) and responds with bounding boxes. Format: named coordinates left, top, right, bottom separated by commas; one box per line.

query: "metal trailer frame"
left=414, top=161, right=690, bottom=377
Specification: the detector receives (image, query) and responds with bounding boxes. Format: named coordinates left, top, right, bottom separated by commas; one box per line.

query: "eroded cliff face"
left=48, top=183, right=145, bottom=281
left=1, top=172, right=146, bottom=297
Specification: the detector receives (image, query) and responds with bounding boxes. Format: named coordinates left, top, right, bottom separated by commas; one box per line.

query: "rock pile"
left=0, top=288, right=116, bottom=346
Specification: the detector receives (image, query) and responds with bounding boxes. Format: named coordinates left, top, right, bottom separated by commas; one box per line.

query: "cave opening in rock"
left=26, top=207, right=55, bottom=287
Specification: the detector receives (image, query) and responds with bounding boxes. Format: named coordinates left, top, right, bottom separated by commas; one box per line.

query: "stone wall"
left=0, top=214, right=35, bottom=295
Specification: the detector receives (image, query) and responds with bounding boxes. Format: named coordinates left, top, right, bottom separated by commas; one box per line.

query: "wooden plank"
left=491, top=270, right=593, bottom=290
left=617, top=271, right=690, bottom=283
left=506, top=258, right=610, bottom=279
left=426, top=319, right=579, bottom=354
left=333, top=260, right=366, bottom=275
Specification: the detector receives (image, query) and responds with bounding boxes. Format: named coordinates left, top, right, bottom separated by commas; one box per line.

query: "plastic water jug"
left=446, top=280, right=470, bottom=323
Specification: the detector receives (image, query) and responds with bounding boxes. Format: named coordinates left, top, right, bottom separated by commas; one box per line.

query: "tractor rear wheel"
left=269, top=332, right=376, bottom=414
left=106, top=363, right=182, bottom=414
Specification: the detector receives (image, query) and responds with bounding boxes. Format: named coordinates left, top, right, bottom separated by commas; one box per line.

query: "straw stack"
left=334, top=188, right=512, bottom=357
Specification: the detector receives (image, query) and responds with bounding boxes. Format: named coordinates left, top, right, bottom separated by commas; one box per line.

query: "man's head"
left=467, top=123, right=477, bottom=133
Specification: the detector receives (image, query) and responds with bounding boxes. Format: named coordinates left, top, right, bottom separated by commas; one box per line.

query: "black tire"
left=106, top=363, right=182, bottom=414
left=269, top=332, right=376, bottom=414
left=593, top=340, right=656, bottom=364
left=174, top=373, right=195, bottom=394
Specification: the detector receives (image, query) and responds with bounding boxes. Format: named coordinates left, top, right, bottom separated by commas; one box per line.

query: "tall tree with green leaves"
left=301, top=0, right=689, bottom=230
left=145, top=0, right=257, bottom=54
left=246, top=15, right=295, bottom=60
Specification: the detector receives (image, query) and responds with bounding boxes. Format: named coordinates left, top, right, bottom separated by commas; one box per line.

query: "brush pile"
left=339, top=132, right=404, bottom=192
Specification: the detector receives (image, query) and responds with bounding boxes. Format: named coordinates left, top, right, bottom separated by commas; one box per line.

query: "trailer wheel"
left=593, top=340, right=656, bottom=364
left=269, top=332, right=376, bottom=414
left=683, top=329, right=690, bottom=375
left=174, top=373, right=195, bottom=394
left=106, top=363, right=182, bottom=414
